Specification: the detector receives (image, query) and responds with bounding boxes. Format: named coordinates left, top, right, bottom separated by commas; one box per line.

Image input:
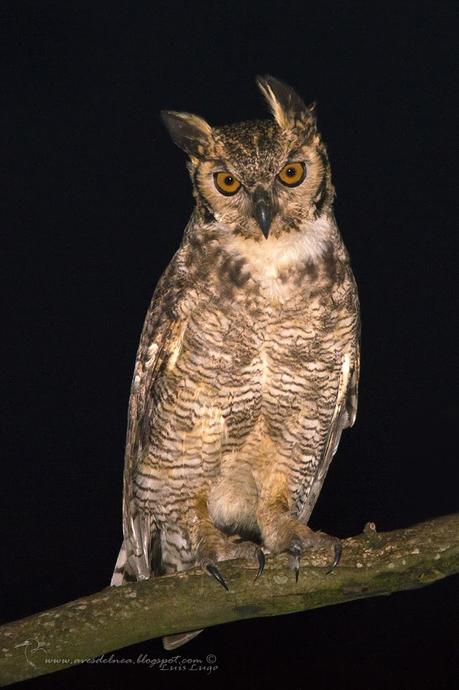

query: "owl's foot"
left=197, top=538, right=265, bottom=590
left=259, top=505, right=341, bottom=579
left=288, top=531, right=341, bottom=581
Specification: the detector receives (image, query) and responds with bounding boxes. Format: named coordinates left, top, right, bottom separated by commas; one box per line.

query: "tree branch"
left=1, top=514, right=458, bottom=686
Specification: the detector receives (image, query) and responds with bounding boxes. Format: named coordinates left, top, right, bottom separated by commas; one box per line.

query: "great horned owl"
left=111, top=76, right=360, bottom=649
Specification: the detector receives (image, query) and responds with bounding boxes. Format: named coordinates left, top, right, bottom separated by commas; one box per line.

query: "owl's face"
left=162, top=76, right=334, bottom=241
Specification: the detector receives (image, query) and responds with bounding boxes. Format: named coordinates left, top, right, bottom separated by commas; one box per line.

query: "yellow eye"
left=214, top=171, right=241, bottom=196
left=278, top=162, right=306, bottom=187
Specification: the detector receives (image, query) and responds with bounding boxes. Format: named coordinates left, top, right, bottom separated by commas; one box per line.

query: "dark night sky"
left=1, top=2, right=458, bottom=688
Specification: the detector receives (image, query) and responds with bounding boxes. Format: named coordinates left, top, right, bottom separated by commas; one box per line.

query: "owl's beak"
left=252, top=188, right=274, bottom=239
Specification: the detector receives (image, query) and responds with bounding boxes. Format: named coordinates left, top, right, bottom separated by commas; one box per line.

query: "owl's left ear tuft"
left=256, top=75, right=316, bottom=132
left=160, top=110, right=213, bottom=159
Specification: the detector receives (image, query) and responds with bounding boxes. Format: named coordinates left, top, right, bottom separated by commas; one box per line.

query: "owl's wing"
left=298, top=342, right=360, bottom=524
left=111, top=253, right=193, bottom=584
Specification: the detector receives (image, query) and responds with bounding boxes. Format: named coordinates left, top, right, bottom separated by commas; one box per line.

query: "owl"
left=111, top=76, right=360, bottom=649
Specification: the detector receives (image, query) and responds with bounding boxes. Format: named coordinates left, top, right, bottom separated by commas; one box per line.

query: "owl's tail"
left=163, top=630, right=203, bottom=650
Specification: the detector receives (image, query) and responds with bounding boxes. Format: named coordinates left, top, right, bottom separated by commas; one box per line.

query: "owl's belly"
left=206, top=322, right=339, bottom=533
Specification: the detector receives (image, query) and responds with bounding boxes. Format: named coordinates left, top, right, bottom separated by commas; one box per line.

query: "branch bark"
left=1, top=514, right=458, bottom=686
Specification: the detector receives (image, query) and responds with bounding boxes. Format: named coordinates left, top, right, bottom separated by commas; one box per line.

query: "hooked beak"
left=252, top=187, right=274, bottom=239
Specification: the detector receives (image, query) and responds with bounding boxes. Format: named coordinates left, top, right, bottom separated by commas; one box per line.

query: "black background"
left=2, top=2, right=458, bottom=688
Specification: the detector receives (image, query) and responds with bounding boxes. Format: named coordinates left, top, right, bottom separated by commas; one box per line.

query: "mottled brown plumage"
left=111, top=76, right=360, bottom=649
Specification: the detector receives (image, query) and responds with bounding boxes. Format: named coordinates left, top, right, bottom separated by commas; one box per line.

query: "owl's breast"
left=169, top=252, right=354, bottom=443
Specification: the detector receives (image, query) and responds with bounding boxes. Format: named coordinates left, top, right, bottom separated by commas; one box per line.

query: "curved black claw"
left=326, top=541, right=342, bottom=574
left=206, top=563, right=229, bottom=591
left=254, top=548, right=265, bottom=582
left=289, top=538, right=301, bottom=582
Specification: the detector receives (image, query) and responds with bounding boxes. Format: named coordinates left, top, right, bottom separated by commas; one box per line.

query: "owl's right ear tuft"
left=256, top=75, right=315, bottom=132
left=160, top=110, right=213, bottom=159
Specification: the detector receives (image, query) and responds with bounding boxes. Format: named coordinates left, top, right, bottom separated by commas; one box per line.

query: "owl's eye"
left=278, top=162, right=306, bottom=187
left=214, top=172, right=241, bottom=196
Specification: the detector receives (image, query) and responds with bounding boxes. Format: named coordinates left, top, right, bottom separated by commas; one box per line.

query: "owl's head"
left=161, top=76, right=334, bottom=241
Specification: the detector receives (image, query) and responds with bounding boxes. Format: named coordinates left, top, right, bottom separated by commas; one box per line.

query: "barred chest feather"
left=175, top=215, right=353, bottom=435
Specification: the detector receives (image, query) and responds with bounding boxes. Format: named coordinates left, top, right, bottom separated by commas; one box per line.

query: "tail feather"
left=163, top=630, right=203, bottom=650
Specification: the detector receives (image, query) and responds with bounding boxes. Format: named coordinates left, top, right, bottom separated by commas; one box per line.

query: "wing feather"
left=298, top=343, right=360, bottom=524
left=112, top=252, right=194, bottom=583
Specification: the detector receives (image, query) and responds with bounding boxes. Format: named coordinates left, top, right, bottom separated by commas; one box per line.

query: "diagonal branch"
left=1, top=514, right=458, bottom=686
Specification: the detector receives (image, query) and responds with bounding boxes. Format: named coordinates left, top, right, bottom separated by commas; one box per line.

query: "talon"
left=206, top=563, right=229, bottom=591
left=326, top=541, right=342, bottom=574
left=288, top=549, right=301, bottom=582
left=254, top=548, right=265, bottom=582
left=288, top=537, right=302, bottom=582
